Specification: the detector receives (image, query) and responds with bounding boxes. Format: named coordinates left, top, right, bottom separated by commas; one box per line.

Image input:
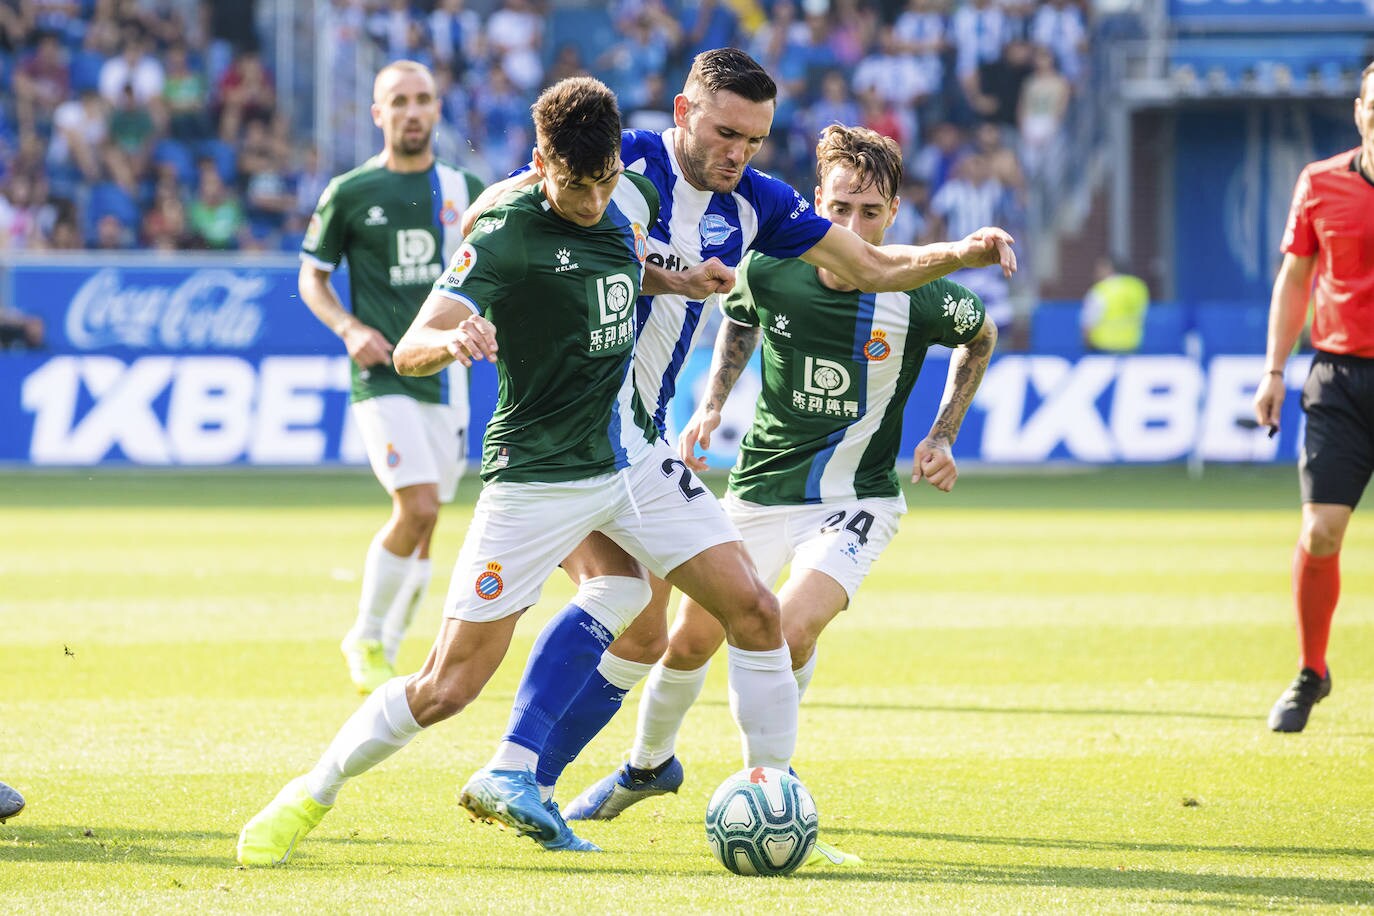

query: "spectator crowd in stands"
left=0, top=0, right=1100, bottom=320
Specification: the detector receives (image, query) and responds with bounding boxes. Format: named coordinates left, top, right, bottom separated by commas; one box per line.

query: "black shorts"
left=1300, top=351, right=1374, bottom=507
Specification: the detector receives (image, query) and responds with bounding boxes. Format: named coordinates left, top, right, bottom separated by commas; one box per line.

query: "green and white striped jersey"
left=302, top=156, right=485, bottom=404
left=722, top=252, right=986, bottom=505
left=433, top=172, right=661, bottom=483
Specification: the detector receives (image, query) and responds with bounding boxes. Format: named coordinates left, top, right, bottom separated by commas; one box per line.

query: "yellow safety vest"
left=1087, top=274, right=1149, bottom=352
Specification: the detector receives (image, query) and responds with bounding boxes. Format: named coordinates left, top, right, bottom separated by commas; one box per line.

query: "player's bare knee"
left=408, top=672, right=477, bottom=726
left=728, top=582, right=782, bottom=649
left=609, top=629, right=667, bottom=665
left=1302, top=511, right=1349, bottom=556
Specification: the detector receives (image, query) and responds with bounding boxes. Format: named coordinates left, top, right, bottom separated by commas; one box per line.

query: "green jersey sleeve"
left=719, top=251, right=760, bottom=327
left=912, top=276, right=987, bottom=347
left=301, top=177, right=347, bottom=268
left=432, top=208, right=528, bottom=315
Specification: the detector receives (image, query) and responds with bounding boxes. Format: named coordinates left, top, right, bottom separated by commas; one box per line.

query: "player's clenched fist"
left=913, top=437, right=958, bottom=491
left=446, top=313, right=498, bottom=367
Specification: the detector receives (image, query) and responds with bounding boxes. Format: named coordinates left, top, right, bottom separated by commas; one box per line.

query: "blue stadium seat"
left=87, top=181, right=139, bottom=229
left=198, top=139, right=238, bottom=185
left=69, top=49, right=106, bottom=93
left=153, top=138, right=197, bottom=187
left=1170, top=35, right=1369, bottom=87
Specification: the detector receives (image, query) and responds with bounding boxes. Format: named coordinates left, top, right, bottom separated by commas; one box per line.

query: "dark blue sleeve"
left=744, top=169, right=832, bottom=260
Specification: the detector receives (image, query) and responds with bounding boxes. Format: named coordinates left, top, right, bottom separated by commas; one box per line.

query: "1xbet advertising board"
left=1, top=257, right=1304, bottom=468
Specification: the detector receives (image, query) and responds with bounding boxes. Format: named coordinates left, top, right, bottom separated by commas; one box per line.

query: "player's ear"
left=532, top=147, right=546, bottom=177
left=672, top=94, right=691, bottom=129
left=370, top=102, right=383, bottom=130
left=813, top=185, right=822, bottom=210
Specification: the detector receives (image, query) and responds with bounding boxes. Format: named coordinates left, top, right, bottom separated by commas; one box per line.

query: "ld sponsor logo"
left=587, top=272, right=636, bottom=354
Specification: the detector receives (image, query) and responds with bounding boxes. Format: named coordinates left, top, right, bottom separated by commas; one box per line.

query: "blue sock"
left=535, top=670, right=628, bottom=788
left=503, top=603, right=614, bottom=756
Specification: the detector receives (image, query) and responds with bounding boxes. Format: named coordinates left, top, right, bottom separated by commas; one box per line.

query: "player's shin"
left=382, top=556, right=431, bottom=664
left=727, top=644, right=799, bottom=770
left=350, top=534, right=412, bottom=642
left=535, top=651, right=654, bottom=796
left=631, top=661, right=711, bottom=769
left=488, top=576, right=650, bottom=771
left=305, top=676, right=423, bottom=805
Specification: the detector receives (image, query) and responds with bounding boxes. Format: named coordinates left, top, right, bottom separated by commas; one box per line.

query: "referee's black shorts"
left=1300, top=351, right=1374, bottom=508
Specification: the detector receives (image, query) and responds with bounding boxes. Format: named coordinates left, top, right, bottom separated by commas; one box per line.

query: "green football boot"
left=236, top=777, right=332, bottom=866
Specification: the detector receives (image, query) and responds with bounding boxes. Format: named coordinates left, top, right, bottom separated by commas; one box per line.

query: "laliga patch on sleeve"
left=442, top=243, right=478, bottom=289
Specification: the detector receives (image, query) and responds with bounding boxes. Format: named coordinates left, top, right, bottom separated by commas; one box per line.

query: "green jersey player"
left=565, top=127, right=998, bottom=861
left=298, top=60, right=486, bottom=693
left=237, top=77, right=795, bottom=864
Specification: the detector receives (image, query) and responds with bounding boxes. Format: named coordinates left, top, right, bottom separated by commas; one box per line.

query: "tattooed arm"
left=678, top=319, right=762, bottom=471
left=913, top=316, right=998, bottom=490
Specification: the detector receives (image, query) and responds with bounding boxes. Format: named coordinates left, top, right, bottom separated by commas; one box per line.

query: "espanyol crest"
left=699, top=213, right=738, bottom=248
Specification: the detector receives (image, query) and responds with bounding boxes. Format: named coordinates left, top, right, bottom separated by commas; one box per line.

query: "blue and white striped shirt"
left=620, top=128, right=832, bottom=435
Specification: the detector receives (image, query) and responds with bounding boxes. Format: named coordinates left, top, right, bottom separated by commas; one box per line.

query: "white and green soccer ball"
left=704, top=767, right=818, bottom=876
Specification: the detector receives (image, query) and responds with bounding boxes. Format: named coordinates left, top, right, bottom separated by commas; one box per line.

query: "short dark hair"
left=530, top=75, right=623, bottom=178
left=684, top=48, right=776, bottom=104
left=815, top=124, right=903, bottom=202
left=532, top=76, right=622, bottom=178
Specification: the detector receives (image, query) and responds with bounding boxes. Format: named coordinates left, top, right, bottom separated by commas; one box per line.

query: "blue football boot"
left=459, top=768, right=559, bottom=841
left=564, top=756, right=685, bottom=821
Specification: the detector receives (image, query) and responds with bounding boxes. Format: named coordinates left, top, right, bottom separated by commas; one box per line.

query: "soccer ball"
left=704, top=767, right=818, bottom=876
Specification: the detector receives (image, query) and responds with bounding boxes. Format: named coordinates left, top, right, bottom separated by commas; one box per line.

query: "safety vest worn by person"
left=1086, top=273, right=1149, bottom=352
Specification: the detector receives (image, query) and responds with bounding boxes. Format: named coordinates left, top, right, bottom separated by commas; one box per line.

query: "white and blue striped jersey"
left=619, top=128, right=832, bottom=436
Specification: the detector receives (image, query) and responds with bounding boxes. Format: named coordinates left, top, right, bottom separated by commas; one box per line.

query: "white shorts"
left=444, top=440, right=741, bottom=622
left=724, top=494, right=905, bottom=603
left=351, top=395, right=466, bottom=502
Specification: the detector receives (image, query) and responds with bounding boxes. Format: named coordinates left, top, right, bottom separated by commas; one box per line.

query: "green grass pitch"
left=1, top=465, right=1371, bottom=913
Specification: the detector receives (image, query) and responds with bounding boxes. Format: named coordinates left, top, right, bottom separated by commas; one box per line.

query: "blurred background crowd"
left=0, top=0, right=1366, bottom=343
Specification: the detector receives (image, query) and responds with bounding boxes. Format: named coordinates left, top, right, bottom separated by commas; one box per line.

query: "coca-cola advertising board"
left=0, top=254, right=497, bottom=467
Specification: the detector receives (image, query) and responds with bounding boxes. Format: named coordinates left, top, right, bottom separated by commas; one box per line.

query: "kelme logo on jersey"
left=365, top=206, right=388, bottom=226
left=792, top=355, right=859, bottom=419
left=474, top=561, right=504, bottom=600
left=864, top=329, right=891, bottom=361
left=390, top=229, right=441, bottom=285
left=699, top=213, right=738, bottom=248
left=770, top=313, right=792, bottom=338
left=586, top=271, right=636, bottom=355
left=440, top=242, right=477, bottom=289
left=942, top=292, right=981, bottom=335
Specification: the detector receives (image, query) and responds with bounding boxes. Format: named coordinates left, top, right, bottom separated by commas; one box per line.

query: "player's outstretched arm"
left=460, top=170, right=539, bottom=235
left=914, top=316, right=998, bottom=490
left=298, top=262, right=393, bottom=370
left=644, top=256, right=736, bottom=298
left=680, top=319, right=761, bottom=471
left=1253, top=251, right=1316, bottom=431
left=394, top=291, right=498, bottom=376
left=800, top=223, right=1017, bottom=293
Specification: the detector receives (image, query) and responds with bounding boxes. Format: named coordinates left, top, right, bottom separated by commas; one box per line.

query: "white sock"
left=350, top=535, right=411, bottom=643
left=727, top=644, right=798, bottom=770
left=631, top=662, right=710, bottom=770
left=598, top=651, right=654, bottom=692
left=382, top=557, right=431, bottom=664
left=793, top=648, right=818, bottom=702
left=485, top=740, right=539, bottom=773
left=305, top=676, right=422, bottom=806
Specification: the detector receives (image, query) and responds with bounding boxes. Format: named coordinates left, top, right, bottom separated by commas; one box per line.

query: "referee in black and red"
left=1254, top=60, right=1374, bottom=733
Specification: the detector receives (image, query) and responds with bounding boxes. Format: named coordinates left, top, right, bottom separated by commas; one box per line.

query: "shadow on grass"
left=703, top=697, right=1254, bottom=722
left=847, top=826, right=1374, bottom=861
left=0, top=825, right=238, bottom=866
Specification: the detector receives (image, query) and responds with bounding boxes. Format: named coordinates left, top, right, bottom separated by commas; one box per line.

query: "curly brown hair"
left=815, top=124, right=903, bottom=202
